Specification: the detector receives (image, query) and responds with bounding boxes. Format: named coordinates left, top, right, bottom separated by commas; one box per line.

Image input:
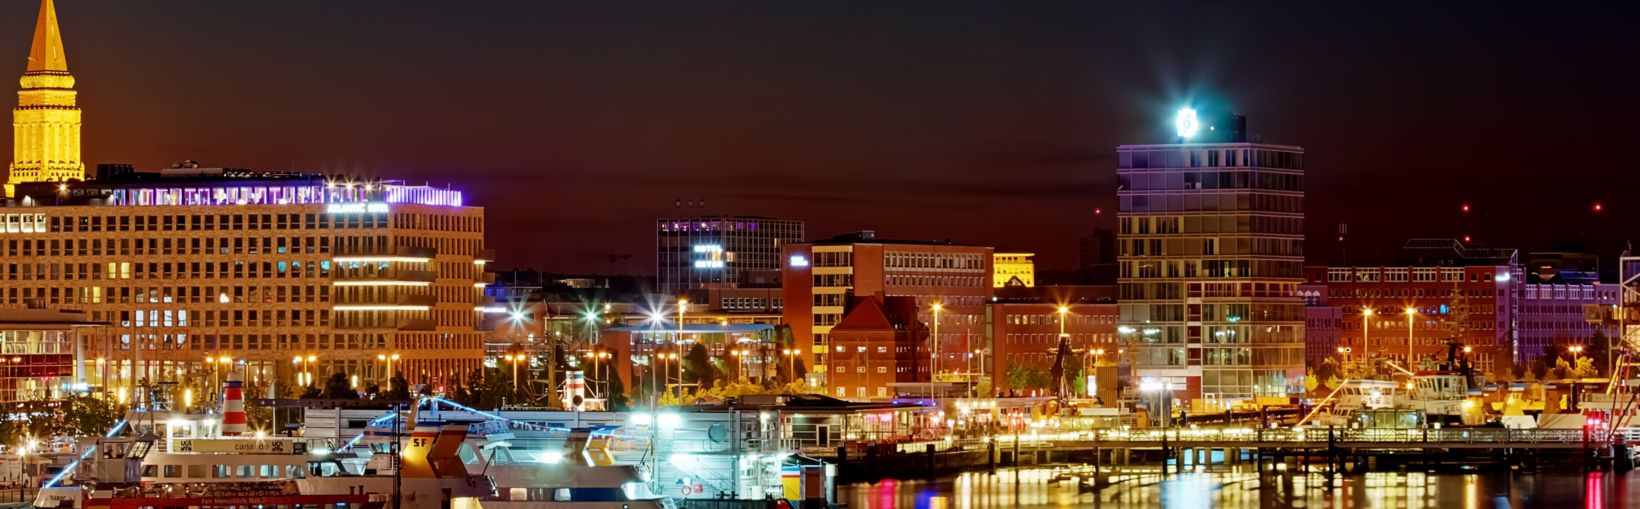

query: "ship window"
left=163, top=465, right=182, bottom=478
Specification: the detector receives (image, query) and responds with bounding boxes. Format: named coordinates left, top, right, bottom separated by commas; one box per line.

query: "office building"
left=986, top=300, right=1118, bottom=398
left=782, top=231, right=993, bottom=387
left=1298, top=283, right=1343, bottom=368
left=1116, top=108, right=1307, bottom=407
left=2, top=167, right=492, bottom=391
left=1519, top=283, right=1618, bottom=365
left=993, top=253, right=1035, bottom=288
left=0, top=304, right=104, bottom=402
left=1304, top=239, right=1519, bottom=376
left=656, top=215, right=803, bottom=296
left=0, top=4, right=494, bottom=392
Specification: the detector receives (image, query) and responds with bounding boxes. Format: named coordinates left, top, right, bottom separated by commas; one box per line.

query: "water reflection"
left=838, top=466, right=1638, bottom=508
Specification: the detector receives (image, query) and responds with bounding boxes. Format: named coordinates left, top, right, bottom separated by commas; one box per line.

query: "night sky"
left=12, top=1, right=1640, bottom=274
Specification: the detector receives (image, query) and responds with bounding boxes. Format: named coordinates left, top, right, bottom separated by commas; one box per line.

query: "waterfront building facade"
left=781, top=231, right=993, bottom=388
left=1116, top=111, right=1307, bottom=406
left=2, top=169, right=491, bottom=392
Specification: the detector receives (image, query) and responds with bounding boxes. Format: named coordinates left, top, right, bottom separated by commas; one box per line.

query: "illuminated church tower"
left=7, top=0, right=81, bottom=197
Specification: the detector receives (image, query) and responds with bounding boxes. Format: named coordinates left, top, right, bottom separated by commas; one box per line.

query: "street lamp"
left=930, top=303, right=943, bottom=389
left=1058, top=306, right=1071, bottom=398
left=502, top=353, right=526, bottom=391
left=781, top=349, right=799, bottom=383
left=1360, top=308, right=1373, bottom=371
left=1404, top=307, right=1417, bottom=368
left=377, top=353, right=400, bottom=386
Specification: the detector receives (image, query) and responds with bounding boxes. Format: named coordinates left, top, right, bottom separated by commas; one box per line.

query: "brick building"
left=781, top=231, right=993, bottom=388
left=1305, top=262, right=1518, bottom=376
left=1299, top=283, right=1343, bottom=368
left=986, top=300, right=1118, bottom=397
left=825, top=294, right=927, bottom=400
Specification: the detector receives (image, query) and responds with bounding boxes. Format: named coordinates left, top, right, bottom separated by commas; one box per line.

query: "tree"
left=61, top=395, right=120, bottom=437
left=607, top=373, right=629, bottom=411
left=323, top=372, right=359, bottom=399
left=386, top=372, right=412, bottom=400
left=1004, top=363, right=1051, bottom=392
left=683, top=343, right=718, bottom=388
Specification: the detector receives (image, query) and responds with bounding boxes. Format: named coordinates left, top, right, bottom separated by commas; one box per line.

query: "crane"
left=594, top=253, right=631, bottom=288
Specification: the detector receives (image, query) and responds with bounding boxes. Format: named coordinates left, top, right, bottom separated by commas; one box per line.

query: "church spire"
left=27, top=0, right=68, bottom=73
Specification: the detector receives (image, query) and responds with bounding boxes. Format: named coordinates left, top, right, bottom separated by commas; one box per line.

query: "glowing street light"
left=377, top=353, right=400, bottom=386
left=1404, top=307, right=1417, bottom=367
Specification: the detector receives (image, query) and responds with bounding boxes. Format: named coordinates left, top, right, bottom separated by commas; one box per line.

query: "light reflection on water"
left=838, top=466, right=1639, bottom=509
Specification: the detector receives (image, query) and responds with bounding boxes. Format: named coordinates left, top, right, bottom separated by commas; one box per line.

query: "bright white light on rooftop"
left=1175, top=107, right=1200, bottom=139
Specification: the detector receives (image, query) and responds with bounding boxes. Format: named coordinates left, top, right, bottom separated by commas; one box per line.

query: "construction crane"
left=594, top=253, right=630, bottom=288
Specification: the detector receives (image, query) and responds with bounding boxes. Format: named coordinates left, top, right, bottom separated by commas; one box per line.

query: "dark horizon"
left=9, top=1, right=1639, bottom=273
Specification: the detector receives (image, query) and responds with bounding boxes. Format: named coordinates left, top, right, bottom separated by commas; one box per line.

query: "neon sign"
left=325, top=202, right=389, bottom=214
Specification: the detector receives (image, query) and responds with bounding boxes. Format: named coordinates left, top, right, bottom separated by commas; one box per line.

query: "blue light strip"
left=42, top=419, right=128, bottom=489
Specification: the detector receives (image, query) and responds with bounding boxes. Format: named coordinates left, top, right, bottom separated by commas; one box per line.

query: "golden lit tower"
left=7, top=0, right=81, bottom=197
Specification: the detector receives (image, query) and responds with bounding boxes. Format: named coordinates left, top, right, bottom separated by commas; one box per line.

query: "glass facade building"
left=656, top=216, right=803, bottom=295
left=1116, top=142, right=1307, bottom=406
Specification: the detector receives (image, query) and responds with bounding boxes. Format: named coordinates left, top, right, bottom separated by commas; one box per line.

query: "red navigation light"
left=1461, top=203, right=1471, bottom=213
left=1593, top=202, right=1604, bottom=212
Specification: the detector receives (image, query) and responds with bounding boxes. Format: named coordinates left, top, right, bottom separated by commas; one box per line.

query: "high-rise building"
left=992, top=253, right=1035, bottom=287
left=3, top=167, right=491, bottom=392
left=1116, top=108, right=1306, bottom=408
left=781, top=231, right=993, bottom=389
left=656, top=216, right=803, bottom=295
left=7, top=0, right=83, bottom=197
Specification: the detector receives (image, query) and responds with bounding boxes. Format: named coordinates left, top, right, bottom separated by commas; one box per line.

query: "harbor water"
left=839, top=466, right=1640, bottom=508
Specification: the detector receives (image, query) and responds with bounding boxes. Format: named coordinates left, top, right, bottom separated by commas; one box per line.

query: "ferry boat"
left=31, top=368, right=671, bottom=509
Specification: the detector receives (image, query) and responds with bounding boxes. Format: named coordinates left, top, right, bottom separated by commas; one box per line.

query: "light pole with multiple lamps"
left=1404, top=307, right=1417, bottom=368
left=1360, top=308, right=1373, bottom=372
left=377, top=353, right=400, bottom=387
left=929, top=302, right=943, bottom=398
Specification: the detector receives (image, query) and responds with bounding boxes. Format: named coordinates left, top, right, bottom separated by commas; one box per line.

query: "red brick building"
left=986, top=301, right=1119, bottom=397
left=1304, top=262, right=1519, bottom=376
left=826, top=294, right=927, bottom=400
left=782, top=231, right=993, bottom=389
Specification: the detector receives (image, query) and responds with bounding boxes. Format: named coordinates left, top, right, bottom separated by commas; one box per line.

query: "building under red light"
left=781, top=231, right=994, bottom=390
left=826, top=294, right=928, bottom=400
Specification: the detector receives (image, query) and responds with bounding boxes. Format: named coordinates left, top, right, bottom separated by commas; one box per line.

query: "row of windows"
left=1119, top=148, right=1303, bottom=170
left=885, top=275, right=987, bottom=288
left=1120, top=238, right=1305, bottom=259
left=0, top=234, right=387, bottom=258
left=1120, top=192, right=1302, bottom=214
left=884, top=251, right=986, bottom=271
left=1118, top=170, right=1302, bottom=192
left=1122, top=215, right=1304, bottom=236
left=1001, top=314, right=1117, bottom=326
left=4, top=260, right=338, bottom=281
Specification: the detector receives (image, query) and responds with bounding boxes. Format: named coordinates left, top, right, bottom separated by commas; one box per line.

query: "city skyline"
left=3, top=2, right=1637, bottom=274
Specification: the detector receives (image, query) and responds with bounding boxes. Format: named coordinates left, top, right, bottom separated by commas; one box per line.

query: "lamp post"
left=1360, top=308, right=1373, bottom=371
left=782, top=349, right=798, bottom=383
left=930, top=303, right=943, bottom=399
left=1404, top=307, right=1417, bottom=368
left=1058, top=306, right=1070, bottom=398
left=1090, top=348, right=1105, bottom=399
left=377, top=353, right=400, bottom=387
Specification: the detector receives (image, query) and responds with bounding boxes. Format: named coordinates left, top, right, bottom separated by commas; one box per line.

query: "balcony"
left=333, top=246, right=438, bottom=263
left=477, top=249, right=496, bottom=264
